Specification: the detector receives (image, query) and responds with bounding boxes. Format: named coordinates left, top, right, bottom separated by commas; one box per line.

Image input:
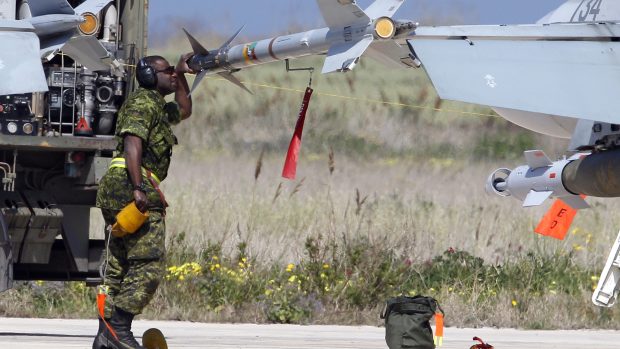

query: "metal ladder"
left=592, top=230, right=620, bottom=307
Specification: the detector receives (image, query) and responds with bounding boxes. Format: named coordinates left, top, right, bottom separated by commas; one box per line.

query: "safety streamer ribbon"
left=282, top=87, right=314, bottom=179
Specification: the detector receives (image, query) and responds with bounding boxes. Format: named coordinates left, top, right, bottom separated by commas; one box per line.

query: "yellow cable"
left=203, top=76, right=499, bottom=118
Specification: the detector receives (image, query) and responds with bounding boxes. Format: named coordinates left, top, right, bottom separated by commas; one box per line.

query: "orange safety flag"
left=97, top=285, right=119, bottom=340
left=434, top=312, right=444, bottom=346
left=97, top=286, right=107, bottom=318
left=282, top=87, right=314, bottom=180
left=534, top=197, right=584, bottom=240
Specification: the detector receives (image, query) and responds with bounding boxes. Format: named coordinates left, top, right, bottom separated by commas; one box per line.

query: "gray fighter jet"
left=404, top=0, right=620, bottom=308
left=0, top=0, right=112, bottom=95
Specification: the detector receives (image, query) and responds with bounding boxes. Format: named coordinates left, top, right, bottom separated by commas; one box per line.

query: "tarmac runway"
left=0, top=317, right=618, bottom=348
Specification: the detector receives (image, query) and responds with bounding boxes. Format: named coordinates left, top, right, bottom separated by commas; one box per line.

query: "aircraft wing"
left=408, top=23, right=620, bottom=125
left=0, top=20, right=48, bottom=95
left=316, top=0, right=370, bottom=28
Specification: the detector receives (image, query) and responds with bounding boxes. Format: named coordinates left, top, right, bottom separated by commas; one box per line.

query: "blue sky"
left=148, top=0, right=567, bottom=44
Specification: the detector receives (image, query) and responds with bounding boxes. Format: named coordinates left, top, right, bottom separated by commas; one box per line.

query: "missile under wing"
left=408, top=23, right=620, bottom=133
left=0, top=20, right=47, bottom=95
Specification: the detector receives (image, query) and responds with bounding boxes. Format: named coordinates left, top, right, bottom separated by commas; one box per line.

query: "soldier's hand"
left=133, top=190, right=148, bottom=213
left=176, top=52, right=196, bottom=74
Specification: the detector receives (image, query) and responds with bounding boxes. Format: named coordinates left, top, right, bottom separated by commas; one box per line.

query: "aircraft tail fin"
left=539, top=0, right=620, bottom=24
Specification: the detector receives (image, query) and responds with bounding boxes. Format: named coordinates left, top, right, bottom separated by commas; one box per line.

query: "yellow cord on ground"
left=204, top=77, right=499, bottom=118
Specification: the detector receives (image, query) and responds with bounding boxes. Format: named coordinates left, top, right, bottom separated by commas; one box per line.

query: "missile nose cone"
left=486, top=168, right=512, bottom=197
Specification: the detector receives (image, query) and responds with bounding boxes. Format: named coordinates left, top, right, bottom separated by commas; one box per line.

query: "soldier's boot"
left=92, top=317, right=109, bottom=349
left=101, top=307, right=146, bottom=349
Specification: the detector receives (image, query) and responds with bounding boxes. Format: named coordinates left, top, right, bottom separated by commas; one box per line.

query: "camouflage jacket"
left=96, top=88, right=181, bottom=211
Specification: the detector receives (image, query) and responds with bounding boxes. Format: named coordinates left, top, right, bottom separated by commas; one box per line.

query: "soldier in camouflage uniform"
left=93, top=54, right=193, bottom=349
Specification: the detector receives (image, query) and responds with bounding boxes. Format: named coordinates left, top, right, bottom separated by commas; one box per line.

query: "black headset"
left=136, top=57, right=157, bottom=89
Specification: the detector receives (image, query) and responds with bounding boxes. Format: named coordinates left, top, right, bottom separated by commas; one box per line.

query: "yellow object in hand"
left=111, top=202, right=148, bottom=238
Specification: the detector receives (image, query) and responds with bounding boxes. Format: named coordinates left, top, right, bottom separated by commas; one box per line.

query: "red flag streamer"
left=282, top=87, right=314, bottom=179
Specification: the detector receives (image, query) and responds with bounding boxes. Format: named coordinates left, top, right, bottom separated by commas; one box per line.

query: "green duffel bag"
left=381, top=296, right=443, bottom=349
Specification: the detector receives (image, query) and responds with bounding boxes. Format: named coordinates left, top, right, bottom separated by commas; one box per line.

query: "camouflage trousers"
left=100, top=209, right=166, bottom=316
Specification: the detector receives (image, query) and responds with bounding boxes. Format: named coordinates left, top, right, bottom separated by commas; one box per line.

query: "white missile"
left=15, top=0, right=112, bottom=58
left=486, top=150, right=590, bottom=210
left=184, top=0, right=418, bottom=93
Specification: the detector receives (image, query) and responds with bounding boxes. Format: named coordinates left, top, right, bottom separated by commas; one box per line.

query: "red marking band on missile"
left=268, top=37, right=280, bottom=60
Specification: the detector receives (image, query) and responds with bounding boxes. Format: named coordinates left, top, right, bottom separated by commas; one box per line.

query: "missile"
left=183, top=0, right=418, bottom=93
left=486, top=150, right=590, bottom=210
left=17, top=0, right=112, bottom=58
left=26, top=14, right=86, bottom=37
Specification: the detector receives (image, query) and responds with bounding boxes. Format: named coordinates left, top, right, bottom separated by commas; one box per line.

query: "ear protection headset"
left=136, top=57, right=157, bottom=89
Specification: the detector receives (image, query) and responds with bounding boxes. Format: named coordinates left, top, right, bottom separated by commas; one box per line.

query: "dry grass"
left=4, top=37, right=617, bottom=328
left=162, top=152, right=619, bottom=270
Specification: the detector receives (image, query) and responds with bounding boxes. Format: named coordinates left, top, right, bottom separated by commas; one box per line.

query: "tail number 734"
left=571, top=0, right=604, bottom=22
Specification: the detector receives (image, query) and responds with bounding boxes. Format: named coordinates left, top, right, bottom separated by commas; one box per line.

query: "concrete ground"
left=0, top=318, right=618, bottom=348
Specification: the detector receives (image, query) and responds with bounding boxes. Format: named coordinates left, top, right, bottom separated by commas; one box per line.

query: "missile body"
left=486, top=150, right=590, bottom=209
left=488, top=148, right=620, bottom=208
left=183, top=0, right=416, bottom=93
left=187, top=20, right=415, bottom=76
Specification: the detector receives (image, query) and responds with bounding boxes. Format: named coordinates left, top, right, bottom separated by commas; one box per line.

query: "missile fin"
left=219, top=25, right=245, bottom=51
left=316, top=0, right=370, bottom=28
left=183, top=29, right=209, bottom=56
left=189, top=70, right=208, bottom=96
left=366, top=41, right=412, bottom=69
left=364, top=0, right=405, bottom=19
left=27, top=0, right=74, bottom=17
left=524, top=150, right=553, bottom=169
left=523, top=190, right=552, bottom=207
left=74, top=0, right=113, bottom=16
left=561, top=195, right=590, bottom=210
left=60, top=35, right=112, bottom=71
left=218, top=72, right=253, bottom=95
left=322, top=35, right=374, bottom=74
